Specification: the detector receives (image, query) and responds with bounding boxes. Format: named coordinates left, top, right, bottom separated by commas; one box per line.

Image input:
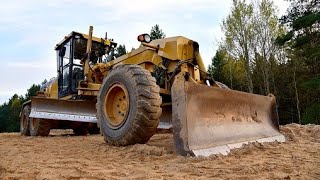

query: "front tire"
left=97, top=64, right=162, bottom=146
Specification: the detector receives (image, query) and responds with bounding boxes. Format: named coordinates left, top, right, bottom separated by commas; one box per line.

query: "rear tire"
left=70, top=122, right=88, bottom=136
left=97, top=64, right=162, bottom=146
left=20, top=105, right=31, bottom=136
left=87, top=123, right=100, bottom=135
left=30, top=118, right=51, bottom=136
left=73, top=127, right=88, bottom=136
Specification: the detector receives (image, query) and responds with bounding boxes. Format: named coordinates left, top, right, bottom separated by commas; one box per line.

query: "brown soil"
left=0, top=124, right=319, bottom=179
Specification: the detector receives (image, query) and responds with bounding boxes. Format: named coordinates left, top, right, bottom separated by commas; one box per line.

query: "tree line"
left=208, top=0, right=319, bottom=124
left=0, top=84, right=41, bottom=132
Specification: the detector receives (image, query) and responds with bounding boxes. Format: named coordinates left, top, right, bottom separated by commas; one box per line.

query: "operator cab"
left=55, top=32, right=106, bottom=98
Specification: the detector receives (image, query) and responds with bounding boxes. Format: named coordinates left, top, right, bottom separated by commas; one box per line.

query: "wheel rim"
left=103, top=83, right=129, bottom=129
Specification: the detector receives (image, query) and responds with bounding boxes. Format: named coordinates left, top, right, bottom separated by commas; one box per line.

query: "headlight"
left=143, top=34, right=151, bottom=43
left=137, top=33, right=151, bottom=43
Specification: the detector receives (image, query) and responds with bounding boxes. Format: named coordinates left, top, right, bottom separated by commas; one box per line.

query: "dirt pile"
left=0, top=124, right=319, bottom=179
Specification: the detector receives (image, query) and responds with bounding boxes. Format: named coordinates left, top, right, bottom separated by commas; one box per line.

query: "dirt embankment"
left=0, top=124, right=319, bottom=179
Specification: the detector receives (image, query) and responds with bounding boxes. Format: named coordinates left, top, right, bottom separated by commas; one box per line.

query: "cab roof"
left=55, top=31, right=104, bottom=50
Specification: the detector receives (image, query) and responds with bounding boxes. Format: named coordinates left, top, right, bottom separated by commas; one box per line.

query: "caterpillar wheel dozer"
left=20, top=26, right=285, bottom=156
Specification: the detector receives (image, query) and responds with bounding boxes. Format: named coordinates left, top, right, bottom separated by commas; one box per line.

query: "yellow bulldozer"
left=20, top=26, right=285, bottom=156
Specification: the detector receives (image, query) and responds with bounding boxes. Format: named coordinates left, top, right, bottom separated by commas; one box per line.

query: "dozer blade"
left=171, top=75, right=285, bottom=157
left=29, top=97, right=98, bottom=123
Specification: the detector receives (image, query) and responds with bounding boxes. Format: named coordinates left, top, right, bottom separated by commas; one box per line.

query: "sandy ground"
left=0, top=124, right=319, bottom=180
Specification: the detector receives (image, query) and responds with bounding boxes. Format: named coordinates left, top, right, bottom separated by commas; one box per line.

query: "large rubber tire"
left=30, top=118, right=51, bottom=136
left=73, top=127, right=88, bottom=136
left=20, top=105, right=31, bottom=136
left=97, top=64, right=162, bottom=146
left=72, top=122, right=88, bottom=136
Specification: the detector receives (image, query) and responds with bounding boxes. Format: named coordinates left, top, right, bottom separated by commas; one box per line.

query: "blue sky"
left=0, top=0, right=289, bottom=104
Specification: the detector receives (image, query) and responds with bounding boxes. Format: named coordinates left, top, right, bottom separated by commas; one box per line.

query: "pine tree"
left=150, top=24, right=166, bottom=40
left=114, top=44, right=127, bottom=58
left=277, top=0, right=320, bottom=124
left=208, top=49, right=226, bottom=82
